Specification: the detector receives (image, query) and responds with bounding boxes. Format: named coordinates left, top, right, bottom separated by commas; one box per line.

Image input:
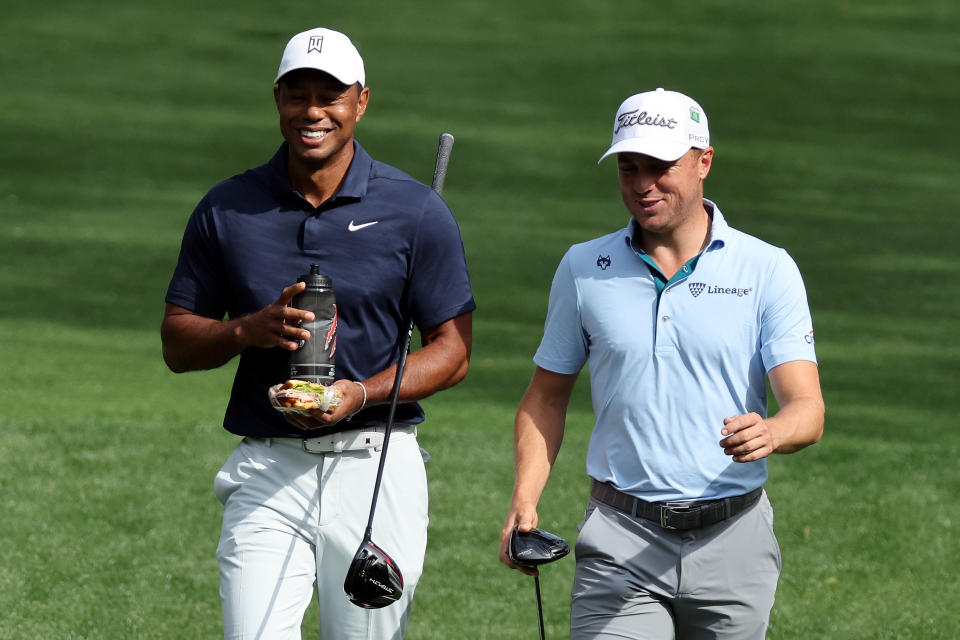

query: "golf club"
left=343, top=132, right=455, bottom=609
left=508, top=527, right=571, bottom=640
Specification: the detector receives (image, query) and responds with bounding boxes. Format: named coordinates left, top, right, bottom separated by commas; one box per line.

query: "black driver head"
left=508, top=527, right=570, bottom=568
left=343, top=538, right=404, bottom=609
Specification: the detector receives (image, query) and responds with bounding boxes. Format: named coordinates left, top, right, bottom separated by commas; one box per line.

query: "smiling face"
left=274, top=69, right=369, bottom=173
left=616, top=147, right=714, bottom=236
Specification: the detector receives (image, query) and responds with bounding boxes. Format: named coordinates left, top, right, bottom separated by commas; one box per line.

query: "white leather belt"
left=269, top=425, right=416, bottom=453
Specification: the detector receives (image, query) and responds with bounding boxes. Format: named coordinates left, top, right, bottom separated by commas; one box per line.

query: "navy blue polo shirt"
left=166, top=141, right=476, bottom=438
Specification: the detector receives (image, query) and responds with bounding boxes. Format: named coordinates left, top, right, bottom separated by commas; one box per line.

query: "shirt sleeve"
left=759, top=249, right=818, bottom=370
left=164, top=197, right=229, bottom=319
left=407, top=191, right=476, bottom=330
left=533, top=251, right=588, bottom=374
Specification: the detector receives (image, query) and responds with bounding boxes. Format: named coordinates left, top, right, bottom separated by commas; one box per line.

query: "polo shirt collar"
left=263, top=140, right=373, bottom=207
left=702, top=199, right=729, bottom=252
left=623, top=198, right=729, bottom=254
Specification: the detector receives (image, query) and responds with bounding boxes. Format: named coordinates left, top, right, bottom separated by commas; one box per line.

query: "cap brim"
left=598, top=138, right=692, bottom=164
left=274, top=66, right=361, bottom=86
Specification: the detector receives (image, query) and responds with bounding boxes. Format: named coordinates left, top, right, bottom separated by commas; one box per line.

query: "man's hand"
left=162, top=281, right=317, bottom=372
left=499, top=504, right=540, bottom=576
left=720, top=361, right=824, bottom=461
left=280, top=379, right=366, bottom=430
left=720, top=413, right=776, bottom=462
left=235, top=282, right=314, bottom=352
left=279, top=312, right=474, bottom=431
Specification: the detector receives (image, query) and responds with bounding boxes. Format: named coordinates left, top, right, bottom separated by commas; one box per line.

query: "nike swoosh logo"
left=348, top=220, right=379, bottom=231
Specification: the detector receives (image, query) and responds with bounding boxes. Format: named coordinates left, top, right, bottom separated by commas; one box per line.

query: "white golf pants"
left=214, top=429, right=428, bottom=639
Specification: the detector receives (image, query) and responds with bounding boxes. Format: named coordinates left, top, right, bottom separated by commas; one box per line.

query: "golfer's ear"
left=698, top=147, right=714, bottom=180
left=355, top=86, right=370, bottom=122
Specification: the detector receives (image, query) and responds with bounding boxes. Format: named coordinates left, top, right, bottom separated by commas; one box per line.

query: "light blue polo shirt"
left=534, top=201, right=817, bottom=501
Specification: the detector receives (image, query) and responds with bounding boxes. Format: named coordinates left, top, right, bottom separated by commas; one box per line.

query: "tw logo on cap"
left=308, top=35, right=324, bottom=54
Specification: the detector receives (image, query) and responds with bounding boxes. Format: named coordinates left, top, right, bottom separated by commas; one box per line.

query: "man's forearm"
left=358, top=314, right=472, bottom=406
left=161, top=285, right=313, bottom=374
left=770, top=395, right=825, bottom=454
left=511, top=368, right=578, bottom=509
left=500, top=367, right=577, bottom=569
left=161, top=312, right=246, bottom=373
left=512, top=407, right=564, bottom=510
left=768, top=360, right=825, bottom=454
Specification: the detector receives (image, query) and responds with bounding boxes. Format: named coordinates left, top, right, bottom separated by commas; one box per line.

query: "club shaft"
left=535, top=575, right=545, bottom=640
left=363, top=133, right=456, bottom=537
left=362, top=322, right=413, bottom=535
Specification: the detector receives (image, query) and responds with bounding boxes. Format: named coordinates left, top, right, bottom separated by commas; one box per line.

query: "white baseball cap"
left=598, top=88, right=710, bottom=163
left=274, top=27, right=365, bottom=87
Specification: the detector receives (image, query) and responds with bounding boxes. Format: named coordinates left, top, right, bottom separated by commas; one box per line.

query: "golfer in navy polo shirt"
left=499, top=89, right=824, bottom=639
left=162, top=27, right=474, bottom=639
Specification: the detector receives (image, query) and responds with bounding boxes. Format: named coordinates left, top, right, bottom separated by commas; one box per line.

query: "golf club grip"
left=431, top=132, right=455, bottom=196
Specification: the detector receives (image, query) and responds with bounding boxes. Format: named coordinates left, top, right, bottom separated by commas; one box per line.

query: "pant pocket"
left=213, top=439, right=255, bottom=505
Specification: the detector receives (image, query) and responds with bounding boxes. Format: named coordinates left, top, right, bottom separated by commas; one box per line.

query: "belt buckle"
left=659, top=502, right=695, bottom=530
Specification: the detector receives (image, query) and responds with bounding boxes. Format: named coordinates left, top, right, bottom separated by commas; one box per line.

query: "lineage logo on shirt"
left=688, top=282, right=753, bottom=298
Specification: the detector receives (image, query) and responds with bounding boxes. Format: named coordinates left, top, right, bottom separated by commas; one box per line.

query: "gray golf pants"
left=571, top=492, right=781, bottom=639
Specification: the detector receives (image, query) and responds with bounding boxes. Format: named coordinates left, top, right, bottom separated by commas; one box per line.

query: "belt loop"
left=264, top=437, right=272, bottom=448
left=722, top=497, right=731, bottom=520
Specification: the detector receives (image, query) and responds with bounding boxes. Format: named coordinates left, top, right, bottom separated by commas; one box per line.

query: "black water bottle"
left=288, top=264, right=337, bottom=385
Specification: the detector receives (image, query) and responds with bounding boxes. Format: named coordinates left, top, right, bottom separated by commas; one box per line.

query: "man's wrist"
left=351, top=380, right=368, bottom=412
left=231, top=316, right=250, bottom=349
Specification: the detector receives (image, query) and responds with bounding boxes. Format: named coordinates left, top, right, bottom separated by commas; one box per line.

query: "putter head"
left=344, top=539, right=404, bottom=609
left=508, top=527, right=570, bottom=568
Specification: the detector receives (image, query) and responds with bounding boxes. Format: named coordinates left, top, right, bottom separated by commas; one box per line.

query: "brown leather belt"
left=590, top=480, right=763, bottom=531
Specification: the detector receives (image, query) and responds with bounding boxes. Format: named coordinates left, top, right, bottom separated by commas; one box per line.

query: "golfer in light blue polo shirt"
left=499, top=88, right=825, bottom=640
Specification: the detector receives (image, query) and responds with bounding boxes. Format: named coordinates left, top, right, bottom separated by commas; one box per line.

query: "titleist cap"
left=598, top=88, right=710, bottom=163
left=275, top=27, right=365, bottom=86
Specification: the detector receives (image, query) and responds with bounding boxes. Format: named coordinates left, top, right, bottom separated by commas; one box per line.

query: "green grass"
left=2, top=0, right=959, bottom=638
